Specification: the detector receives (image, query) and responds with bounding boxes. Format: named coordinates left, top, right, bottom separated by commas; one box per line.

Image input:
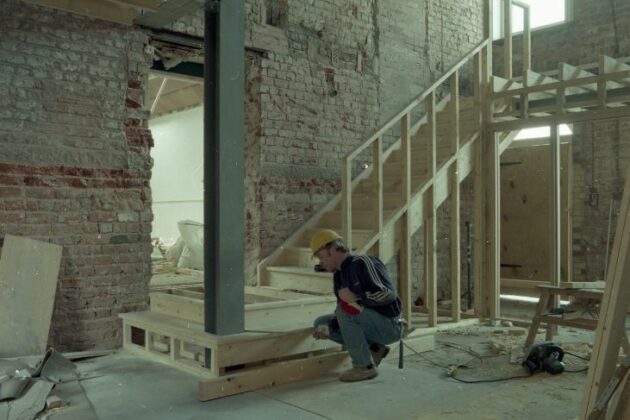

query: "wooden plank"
left=487, top=133, right=501, bottom=320
left=473, top=133, right=485, bottom=317
left=489, top=106, right=630, bottom=132
left=342, top=159, right=352, bottom=250
left=424, top=188, right=437, bottom=327
left=501, top=278, right=545, bottom=289
left=451, top=71, right=460, bottom=151
left=550, top=125, right=561, bottom=307
left=198, top=352, right=348, bottom=401
left=450, top=163, right=461, bottom=321
left=558, top=281, right=605, bottom=289
left=427, top=92, right=437, bottom=178
left=400, top=213, right=412, bottom=326
left=503, top=0, right=512, bottom=80
left=581, top=168, right=630, bottom=416
left=0, top=235, right=62, bottom=357
left=108, top=0, right=163, bottom=11
left=372, top=136, right=384, bottom=246
left=23, top=0, right=138, bottom=25
left=522, top=6, right=531, bottom=72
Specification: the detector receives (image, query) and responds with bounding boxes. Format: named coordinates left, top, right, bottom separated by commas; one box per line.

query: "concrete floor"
left=38, top=324, right=596, bottom=420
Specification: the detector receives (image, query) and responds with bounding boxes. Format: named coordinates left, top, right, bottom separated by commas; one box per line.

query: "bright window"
left=493, top=0, right=568, bottom=40
left=515, top=124, right=572, bottom=140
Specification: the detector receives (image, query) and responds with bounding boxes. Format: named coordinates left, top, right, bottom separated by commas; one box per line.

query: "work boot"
left=338, top=366, right=378, bottom=382
left=370, top=344, right=390, bottom=367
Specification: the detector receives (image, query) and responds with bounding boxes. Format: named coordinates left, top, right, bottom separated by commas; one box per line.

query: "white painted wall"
left=149, top=106, right=204, bottom=242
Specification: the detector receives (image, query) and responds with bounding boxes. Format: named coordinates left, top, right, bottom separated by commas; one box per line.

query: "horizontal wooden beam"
left=108, top=0, right=163, bottom=11
left=23, top=0, right=139, bottom=25
left=198, top=352, right=348, bottom=401
left=490, top=106, right=630, bottom=132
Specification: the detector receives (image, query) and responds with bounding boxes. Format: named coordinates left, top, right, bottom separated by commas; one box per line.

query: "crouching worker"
left=310, top=229, right=403, bottom=382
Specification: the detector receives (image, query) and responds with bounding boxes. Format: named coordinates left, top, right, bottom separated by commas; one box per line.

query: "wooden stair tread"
left=267, top=265, right=332, bottom=277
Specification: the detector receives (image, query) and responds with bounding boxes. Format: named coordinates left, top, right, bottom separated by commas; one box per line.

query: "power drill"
left=523, top=342, right=566, bottom=375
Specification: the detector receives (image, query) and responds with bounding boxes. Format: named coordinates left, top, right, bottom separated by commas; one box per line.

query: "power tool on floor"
left=522, top=342, right=566, bottom=375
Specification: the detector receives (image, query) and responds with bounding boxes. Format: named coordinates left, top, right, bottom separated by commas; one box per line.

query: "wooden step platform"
left=121, top=285, right=436, bottom=401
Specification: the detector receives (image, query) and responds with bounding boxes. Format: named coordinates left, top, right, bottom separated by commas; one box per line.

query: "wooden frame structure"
left=121, top=285, right=435, bottom=400
left=108, top=0, right=630, bottom=403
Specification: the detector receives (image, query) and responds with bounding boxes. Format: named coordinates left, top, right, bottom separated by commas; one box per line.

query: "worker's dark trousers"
left=313, top=305, right=401, bottom=367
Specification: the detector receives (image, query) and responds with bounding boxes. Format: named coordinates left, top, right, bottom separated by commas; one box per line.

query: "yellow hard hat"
left=310, top=229, right=342, bottom=255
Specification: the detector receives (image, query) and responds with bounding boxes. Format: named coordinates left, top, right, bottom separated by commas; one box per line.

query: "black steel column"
left=203, top=0, right=245, bottom=344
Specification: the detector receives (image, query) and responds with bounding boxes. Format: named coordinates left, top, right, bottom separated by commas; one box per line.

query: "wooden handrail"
left=491, top=70, right=630, bottom=98
left=343, top=38, right=490, bottom=163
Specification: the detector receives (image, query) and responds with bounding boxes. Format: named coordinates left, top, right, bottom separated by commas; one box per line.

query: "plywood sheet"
left=500, top=144, right=570, bottom=283
left=0, top=235, right=62, bottom=357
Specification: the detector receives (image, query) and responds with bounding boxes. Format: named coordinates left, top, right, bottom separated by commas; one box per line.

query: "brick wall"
left=0, top=0, right=153, bottom=350
left=493, top=0, right=630, bottom=283
left=151, top=1, right=485, bottom=296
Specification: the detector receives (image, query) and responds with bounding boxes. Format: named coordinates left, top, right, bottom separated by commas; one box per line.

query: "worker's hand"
left=312, top=325, right=329, bottom=339
left=338, top=287, right=358, bottom=303
left=312, top=330, right=327, bottom=340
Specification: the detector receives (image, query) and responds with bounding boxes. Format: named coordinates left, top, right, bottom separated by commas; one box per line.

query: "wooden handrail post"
left=424, top=188, right=437, bottom=327
left=503, top=0, right=512, bottom=80
left=557, top=63, right=566, bottom=115
left=372, top=136, right=383, bottom=238
left=523, top=5, right=531, bottom=73
left=341, top=159, right=352, bottom=250
left=450, top=71, right=460, bottom=151
left=427, top=91, right=436, bottom=178
left=401, top=113, right=411, bottom=205
left=598, top=55, right=608, bottom=109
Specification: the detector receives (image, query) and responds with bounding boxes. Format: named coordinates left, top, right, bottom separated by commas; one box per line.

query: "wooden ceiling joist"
left=22, top=0, right=165, bottom=25
left=108, top=0, right=163, bottom=12
left=23, top=0, right=138, bottom=25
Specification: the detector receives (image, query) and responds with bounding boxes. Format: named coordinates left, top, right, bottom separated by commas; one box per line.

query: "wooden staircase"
left=257, top=39, right=496, bottom=329
left=258, top=43, right=630, bottom=330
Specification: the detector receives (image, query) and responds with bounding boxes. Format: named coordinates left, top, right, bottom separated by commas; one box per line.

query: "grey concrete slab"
left=75, top=353, right=325, bottom=420
left=40, top=324, right=598, bottom=420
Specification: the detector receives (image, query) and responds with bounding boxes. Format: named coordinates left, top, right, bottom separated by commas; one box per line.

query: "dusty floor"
left=33, top=321, right=603, bottom=420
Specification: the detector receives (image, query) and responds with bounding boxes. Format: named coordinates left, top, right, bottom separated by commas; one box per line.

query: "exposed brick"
left=0, top=0, right=152, bottom=351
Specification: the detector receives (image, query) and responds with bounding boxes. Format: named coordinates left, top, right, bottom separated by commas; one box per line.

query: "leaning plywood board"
left=500, top=144, right=570, bottom=285
left=0, top=235, right=62, bottom=357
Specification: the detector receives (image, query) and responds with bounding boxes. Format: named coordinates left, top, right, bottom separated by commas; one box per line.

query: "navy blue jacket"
left=333, top=254, right=402, bottom=318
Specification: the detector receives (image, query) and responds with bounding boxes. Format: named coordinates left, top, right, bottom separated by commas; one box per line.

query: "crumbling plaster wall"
left=494, top=0, right=630, bottom=282
left=0, top=0, right=153, bottom=350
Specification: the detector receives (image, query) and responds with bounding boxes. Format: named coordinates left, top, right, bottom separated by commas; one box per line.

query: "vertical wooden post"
left=486, top=132, right=501, bottom=321
left=402, top=113, right=411, bottom=205
left=450, top=166, right=461, bottom=321
left=427, top=91, right=437, bottom=178
left=426, top=91, right=437, bottom=327
left=424, top=189, right=437, bottom=327
left=503, top=0, right=512, bottom=80
left=522, top=5, right=531, bottom=73
left=450, top=70, right=461, bottom=321
left=401, top=211, right=412, bottom=326
left=342, top=159, right=353, bottom=250
left=581, top=169, right=630, bottom=417
left=550, top=125, right=561, bottom=303
left=474, top=42, right=492, bottom=318
left=450, top=71, right=460, bottom=151
left=400, top=115, right=412, bottom=325
left=372, top=136, right=383, bottom=246
left=565, top=141, right=573, bottom=283
left=557, top=63, right=566, bottom=115
left=598, top=55, right=607, bottom=109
